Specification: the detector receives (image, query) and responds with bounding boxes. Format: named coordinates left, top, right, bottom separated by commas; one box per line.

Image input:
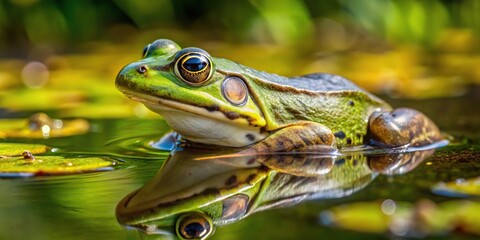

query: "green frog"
left=116, top=39, right=443, bottom=151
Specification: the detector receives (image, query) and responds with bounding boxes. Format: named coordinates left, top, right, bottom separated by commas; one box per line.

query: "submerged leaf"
left=0, top=143, right=48, bottom=157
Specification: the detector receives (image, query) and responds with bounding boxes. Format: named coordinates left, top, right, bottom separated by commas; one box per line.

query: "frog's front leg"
left=367, top=108, right=443, bottom=147
left=246, top=122, right=336, bottom=153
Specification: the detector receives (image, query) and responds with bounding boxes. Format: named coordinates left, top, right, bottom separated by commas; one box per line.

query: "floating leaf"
left=0, top=155, right=114, bottom=177
left=0, top=143, right=48, bottom=157
left=432, top=177, right=480, bottom=198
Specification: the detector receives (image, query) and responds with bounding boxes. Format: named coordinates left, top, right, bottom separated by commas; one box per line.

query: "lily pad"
left=0, top=155, right=114, bottom=177
left=432, top=177, right=480, bottom=198
left=0, top=143, right=48, bottom=157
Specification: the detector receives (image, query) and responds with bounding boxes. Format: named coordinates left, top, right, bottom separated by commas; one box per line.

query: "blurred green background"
left=1, top=0, right=480, bottom=117
left=1, top=0, right=480, bottom=51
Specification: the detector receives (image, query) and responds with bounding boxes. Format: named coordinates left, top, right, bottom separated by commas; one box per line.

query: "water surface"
left=0, top=94, right=479, bottom=239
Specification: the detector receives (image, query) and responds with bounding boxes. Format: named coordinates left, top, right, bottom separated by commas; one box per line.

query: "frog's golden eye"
left=176, top=212, right=213, bottom=240
left=222, top=77, right=248, bottom=106
left=174, top=51, right=213, bottom=85
left=142, top=44, right=150, bottom=58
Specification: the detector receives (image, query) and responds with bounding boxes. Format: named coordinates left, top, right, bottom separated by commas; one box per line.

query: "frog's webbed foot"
left=245, top=122, right=336, bottom=153
left=367, top=108, right=443, bottom=147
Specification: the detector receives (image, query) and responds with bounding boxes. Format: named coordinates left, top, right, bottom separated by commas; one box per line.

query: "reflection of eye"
left=222, top=77, right=248, bottom=106
left=174, top=51, right=213, bottom=85
left=220, top=194, right=248, bottom=223
left=176, top=212, right=213, bottom=239
left=142, top=44, right=150, bottom=58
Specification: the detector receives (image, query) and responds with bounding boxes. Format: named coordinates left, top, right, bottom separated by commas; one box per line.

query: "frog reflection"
left=116, top=148, right=435, bottom=239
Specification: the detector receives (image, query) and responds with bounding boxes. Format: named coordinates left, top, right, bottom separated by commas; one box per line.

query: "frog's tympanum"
left=116, top=39, right=444, bottom=152
left=116, top=148, right=434, bottom=239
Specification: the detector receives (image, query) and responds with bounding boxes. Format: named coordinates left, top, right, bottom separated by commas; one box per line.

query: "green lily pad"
left=432, top=177, right=480, bottom=198
left=0, top=143, right=48, bottom=157
left=0, top=155, right=114, bottom=177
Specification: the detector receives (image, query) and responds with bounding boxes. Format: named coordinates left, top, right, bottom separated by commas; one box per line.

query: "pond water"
left=0, top=91, right=479, bottom=239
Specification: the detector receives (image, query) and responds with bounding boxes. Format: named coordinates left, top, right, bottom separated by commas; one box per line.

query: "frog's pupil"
left=184, top=222, right=205, bottom=238
left=183, top=57, right=207, bottom=72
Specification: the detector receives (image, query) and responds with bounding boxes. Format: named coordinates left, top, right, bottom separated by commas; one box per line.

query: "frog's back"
left=217, top=58, right=364, bottom=92
left=269, top=73, right=365, bottom=92
left=238, top=66, right=391, bottom=147
left=241, top=65, right=388, bottom=105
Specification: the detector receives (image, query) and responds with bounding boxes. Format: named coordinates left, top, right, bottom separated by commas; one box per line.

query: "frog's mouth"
left=120, top=89, right=249, bottom=124
left=119, top=89, right=267, bottom=147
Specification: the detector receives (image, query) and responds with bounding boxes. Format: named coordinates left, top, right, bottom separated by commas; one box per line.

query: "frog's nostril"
left=137, top=65, right=148, bottom=74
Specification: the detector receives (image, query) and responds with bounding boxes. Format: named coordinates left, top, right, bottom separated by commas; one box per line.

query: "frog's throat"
left=122, top=91, right=267, bottom=147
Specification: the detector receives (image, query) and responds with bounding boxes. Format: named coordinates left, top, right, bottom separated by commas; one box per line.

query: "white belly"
left=144, top=102, right=267, bottom=147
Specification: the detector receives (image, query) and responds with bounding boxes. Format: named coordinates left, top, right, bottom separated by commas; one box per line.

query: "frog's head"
left=116, top=39, right=267, bottom=147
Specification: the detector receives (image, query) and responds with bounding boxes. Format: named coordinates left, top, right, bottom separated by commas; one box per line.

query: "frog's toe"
left=368, top=108, right=443, bottom=147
